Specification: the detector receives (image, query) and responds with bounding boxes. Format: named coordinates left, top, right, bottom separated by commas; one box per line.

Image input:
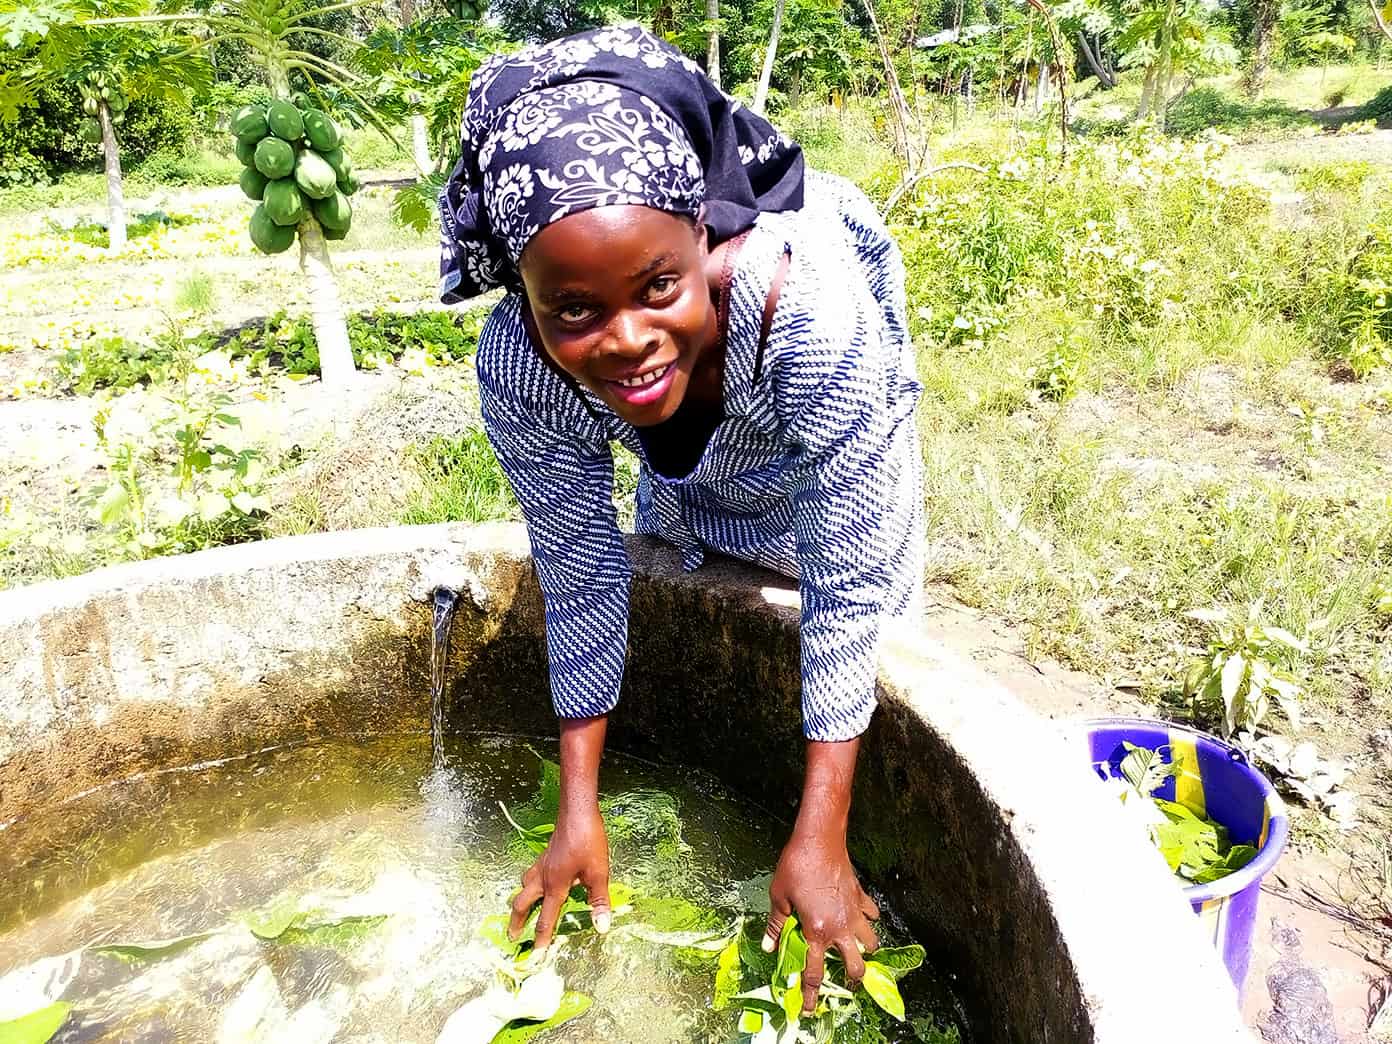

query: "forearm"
left=791, top=737, right=859, bottom=844
left=558, top=714, right=608, bottom=817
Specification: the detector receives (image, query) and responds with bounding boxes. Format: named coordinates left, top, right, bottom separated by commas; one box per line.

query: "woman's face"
left=519, top=205, right=716, bottom=427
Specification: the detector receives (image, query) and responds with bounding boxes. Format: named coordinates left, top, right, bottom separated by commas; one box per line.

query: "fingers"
left=508, top=873, right=543, bottom=940
left=762, top=894, right=792, bottom=954
left=800, top=941, right=826, bottom=1015
left=531, top=884, right=567, bottom=953
left=838, top=938, right=868, bottom=989
left=583, top=869, right=612, bottom=934
left=859, top=890, right=881, bottom=922
left=855, top=917, right=880, bottom=955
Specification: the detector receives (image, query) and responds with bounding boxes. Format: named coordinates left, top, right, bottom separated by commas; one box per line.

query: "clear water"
left=0, top=734, right=962, bottom=1043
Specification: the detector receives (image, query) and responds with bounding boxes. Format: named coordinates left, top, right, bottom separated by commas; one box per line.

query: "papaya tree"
left=90, top=0, right=400, bottom=389
left=356, top=7, right=488, bottom=179
left=0, top=0, right=209, bottom=251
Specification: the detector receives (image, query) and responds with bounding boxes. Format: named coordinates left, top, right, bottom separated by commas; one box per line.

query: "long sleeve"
left=476, top=303, right=631, bottom=719
left=773, top=267, right=921, bottom=743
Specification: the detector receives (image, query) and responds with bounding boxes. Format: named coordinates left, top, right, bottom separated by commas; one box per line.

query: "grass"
left=401, top=430, right=518, bottom=526
left=892, top=118, right=1392, bottom=740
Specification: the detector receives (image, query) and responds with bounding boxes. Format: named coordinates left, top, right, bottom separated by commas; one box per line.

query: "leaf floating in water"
left=92, top=931, right=218, bottom=963
left=0, top=952, right=80, bottom=1022
left=0, top=1002, right=71, bottom=1044
left=491, top=991, right=592, bottom=1043
left=865, top=945, right=926, bottom=980
left=436, top=969, right=567, bottom=1044
left=244, top=897, right=388, bottom=949
left=861, top=963, right=906, bottom=1022
left=713, top=940, right=741, bottom=1011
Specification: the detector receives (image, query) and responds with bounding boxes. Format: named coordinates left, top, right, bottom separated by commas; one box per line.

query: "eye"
left=554, top=302, right=596, bottom=326
left=646, top=274, right=680, bottom=301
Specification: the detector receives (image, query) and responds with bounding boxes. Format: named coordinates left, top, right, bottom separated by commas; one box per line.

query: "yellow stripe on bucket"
left=1169, top=730, right=1206, bottom=817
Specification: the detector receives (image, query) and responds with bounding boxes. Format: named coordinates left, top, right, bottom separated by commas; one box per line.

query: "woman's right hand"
left=509, top=801, right=611, bottom=952
left=508, top=715, right=614, bottom=954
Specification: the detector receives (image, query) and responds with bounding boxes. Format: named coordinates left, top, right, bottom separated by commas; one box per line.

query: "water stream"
left=429, top=586, right=461, bottom=772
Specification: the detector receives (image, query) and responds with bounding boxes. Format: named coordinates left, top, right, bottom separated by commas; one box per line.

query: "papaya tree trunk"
left=751, top=0, right=786, bottom=115
left=297, top=217, right=357, bottom=388
left=1242, top=0, right=1279, bottom=95
left=98, top=101, right=126, bottom=253
left=269, top=61, right=356, bottom=388
left=706, top=0, right=721, bottom=86
left=410, top=108, right=432, bottom=176
left=1138, top=62, right=1158, bottom=118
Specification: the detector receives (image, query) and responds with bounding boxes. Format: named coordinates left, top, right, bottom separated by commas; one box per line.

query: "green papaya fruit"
left=302, top=109, right=341, bottom=151
left=313, top=190, right=351, bottom=230
left=337, top=171, right=361, bottom=196
left=293, top=150, right=337, bottom=200
left=321, top=217, right=350, bottom=241
left=264, top=177, right=306, bottom=226
left=231, top=104, right=269, bottom=143
left=108, top=93, right=127, bottom=114
left=80, top=117, right=101, bottom=144
left=320, top=147, right=349, bottom=179
left=240, top=167, right=269, bottom=201
left=235, top=137, right=257, bottom=166
left=253, top=137, right=295, bottom=179
left=291, top=91, right=312, bottom=109
left=83, top=96, right=97, bottom=117
left=249, top=205, right=296, bottom=254
left=265, top=100, right=304, bottom=142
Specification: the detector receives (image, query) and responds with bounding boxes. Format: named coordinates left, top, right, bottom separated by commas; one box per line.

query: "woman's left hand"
left=763, top=827, right=881, bottom=1016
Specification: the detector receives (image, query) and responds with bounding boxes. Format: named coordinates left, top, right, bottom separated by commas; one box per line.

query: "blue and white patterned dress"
left=476, top=170, right=924, bottom=742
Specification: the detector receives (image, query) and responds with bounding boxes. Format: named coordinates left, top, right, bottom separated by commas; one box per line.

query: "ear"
left=693, top=206, right=709, bottom=254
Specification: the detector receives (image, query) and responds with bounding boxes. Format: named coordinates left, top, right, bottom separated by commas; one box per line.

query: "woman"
left=439, top=24, right=923, bottom=1016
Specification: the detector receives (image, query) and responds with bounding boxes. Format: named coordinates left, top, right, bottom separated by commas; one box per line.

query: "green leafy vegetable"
left=1118, top=742, right=1180, bottom=797
left=866, top=945, right=925, bottom=980
left=861, top=963, right=906, bottom=1021
left=713, top=940, right=741, bottom=1011
left=92, top=931, right=217, bottom=963
left=0, top=1003, right=71, bottom=1044
left=491, top=991, right=592, bottom=1043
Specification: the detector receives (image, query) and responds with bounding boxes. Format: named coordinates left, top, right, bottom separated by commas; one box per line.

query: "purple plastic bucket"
left=1084, top=717, right=1290, bottom=998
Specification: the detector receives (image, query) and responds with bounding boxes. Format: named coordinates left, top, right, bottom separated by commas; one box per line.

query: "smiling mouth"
left=612, top=363, right=672, bottom=389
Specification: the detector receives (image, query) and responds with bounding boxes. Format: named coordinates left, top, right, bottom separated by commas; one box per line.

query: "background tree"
left=1, top=0, right=209, bottom=250
left=88, top=0, right=400, bottom=387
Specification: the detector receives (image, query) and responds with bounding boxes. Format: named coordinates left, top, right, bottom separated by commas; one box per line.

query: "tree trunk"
left=1034, top=62, right=1050, bottom=113
left=859, top=0, right=913, bottom=161
left=787, top=64, right=802, bottom=107
left=269, top=62, right=356, bottom=388
left=1076, top=31, right=1114, bottom=88
left=1138, top=62, right=1158, bottom=118
left=705, top=0, right=721, bottom=87
left=1242, top=0, right=1279, bottom=96
left=410, top=109, right=432, bottom=175
left=297, top=218, right=357, bottom=388
left=751, top=0, right=786, bottom=115
left=98, top=101, right=126, bottom=254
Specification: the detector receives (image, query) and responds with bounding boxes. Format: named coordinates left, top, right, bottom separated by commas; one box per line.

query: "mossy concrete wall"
left=0, top=523, right=1253, bottom=1043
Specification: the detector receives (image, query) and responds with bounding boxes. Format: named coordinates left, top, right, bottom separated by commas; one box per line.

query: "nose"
left=603, top=309, right=656, bottom=360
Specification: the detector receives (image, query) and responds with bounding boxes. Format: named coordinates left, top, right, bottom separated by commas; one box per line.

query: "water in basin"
left=0, top=734, right=964, bottom=1043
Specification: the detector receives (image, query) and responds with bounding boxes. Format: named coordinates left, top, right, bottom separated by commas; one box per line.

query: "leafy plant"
left=1108, top=742, right=1259, bottom=884
left=1181, top=601, right=1306, bottom=738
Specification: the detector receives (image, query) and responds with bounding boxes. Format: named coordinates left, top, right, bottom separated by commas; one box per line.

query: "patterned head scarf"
left=438, top=25, right=805, bottom=303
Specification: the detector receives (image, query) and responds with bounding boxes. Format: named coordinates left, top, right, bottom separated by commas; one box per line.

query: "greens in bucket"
left=1106, top=742, right=1258, bottom=886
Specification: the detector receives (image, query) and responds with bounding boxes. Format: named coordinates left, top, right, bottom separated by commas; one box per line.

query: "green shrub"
left=1165, top=86, right=1313, bottom=138
left=1357, top=85, right=1392, bottom=125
